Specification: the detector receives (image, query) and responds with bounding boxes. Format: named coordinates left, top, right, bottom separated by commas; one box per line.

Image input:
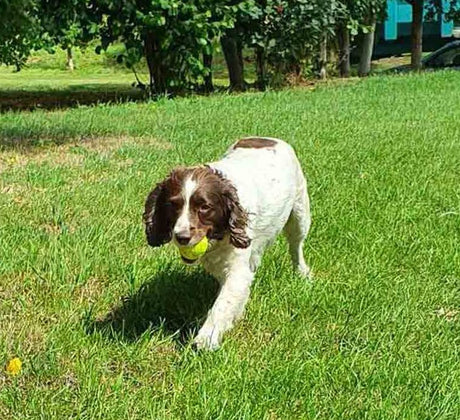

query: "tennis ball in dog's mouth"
left=178, top=236, right=208, bottom=261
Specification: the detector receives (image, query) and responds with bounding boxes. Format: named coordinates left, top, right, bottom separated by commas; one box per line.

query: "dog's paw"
left=193, top=326, right=221, bottom=351
left=297, top=263, right=313, bottom=281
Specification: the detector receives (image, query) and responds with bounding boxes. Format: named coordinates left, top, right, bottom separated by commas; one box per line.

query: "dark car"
left=388, top=40, right=460, bottom=73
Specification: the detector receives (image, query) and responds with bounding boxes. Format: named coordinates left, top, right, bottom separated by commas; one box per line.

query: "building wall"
left=384, top=0, right=454, bottom=41
left=371, top=0, right=459, bottom=58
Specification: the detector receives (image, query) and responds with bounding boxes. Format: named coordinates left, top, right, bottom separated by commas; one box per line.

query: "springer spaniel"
left=143, top=137, right=312, bottom=350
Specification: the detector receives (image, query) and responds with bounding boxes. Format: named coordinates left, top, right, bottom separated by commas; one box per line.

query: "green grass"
left=1, top=70, right=460, bottom=419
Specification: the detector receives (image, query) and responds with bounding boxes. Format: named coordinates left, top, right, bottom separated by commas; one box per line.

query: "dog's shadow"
left=88, top=268, right=219, bottom=344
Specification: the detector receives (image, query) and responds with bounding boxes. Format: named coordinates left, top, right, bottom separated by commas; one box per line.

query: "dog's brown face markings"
left=234, top=137, right=277, bottom=149
left=143, top=167, right=251, bottom=249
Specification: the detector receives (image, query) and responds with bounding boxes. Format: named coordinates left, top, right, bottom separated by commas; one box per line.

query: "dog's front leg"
left=194, top=265, right=253, bottom=351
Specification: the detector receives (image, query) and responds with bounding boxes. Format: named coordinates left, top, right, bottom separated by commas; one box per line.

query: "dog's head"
left=143, top=166, right=251, bottom=258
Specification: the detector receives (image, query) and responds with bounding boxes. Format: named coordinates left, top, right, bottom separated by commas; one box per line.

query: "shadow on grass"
left=0, top=85, right=148, bottom=112
left=88, top=268, right=219, bottom=344
left=0, top=84, right=229, bottom=150
left=0, top=83, right=234, bottom=114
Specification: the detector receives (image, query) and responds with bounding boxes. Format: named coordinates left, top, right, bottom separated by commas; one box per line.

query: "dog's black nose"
left=175, top=233, right=191, bottom=246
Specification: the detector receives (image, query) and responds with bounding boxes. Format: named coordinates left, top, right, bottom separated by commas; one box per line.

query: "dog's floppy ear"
left=143, top=179, right=173, bottom=247
left=224, top=186, right=251, bottom=249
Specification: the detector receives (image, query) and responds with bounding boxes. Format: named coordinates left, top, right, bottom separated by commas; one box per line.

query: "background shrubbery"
left=1, top=0, right=459, bottom=92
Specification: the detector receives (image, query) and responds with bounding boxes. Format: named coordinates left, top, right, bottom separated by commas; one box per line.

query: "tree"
left=407, top=0, right=459, bottom=71
left=356, top=0, right=386, bottom=76
left=406, top=0, right=424, bottom=70
left=39, top=0, right=92, bottom=71
left=218, top=1, right=261, bottom=91
left=0, top=0, right=41, bottom=69
left=240, top=0, right=342, bottom=85
left=90, top=0, right=242, bottom=94
left=215, top=0, right=346, bottom=88
left=0, top=0, right=93, bottom=70
left=221, top=30, right=246, bottom=91
left=358, top=18, right=377, bottom=76
left=336, top=0, right=386, bottom=78
left=337, top=21, right=351, bottom=77
left=318, top=33, right=328, bottom=80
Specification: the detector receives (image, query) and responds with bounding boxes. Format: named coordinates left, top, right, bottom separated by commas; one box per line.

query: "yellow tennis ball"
left=178, top=236, right=208, bottom=261
left=6, top=357, right=22, bottom=376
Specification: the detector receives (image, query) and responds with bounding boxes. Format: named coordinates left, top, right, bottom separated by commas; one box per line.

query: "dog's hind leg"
left=283, top=176, right=312, bottom=279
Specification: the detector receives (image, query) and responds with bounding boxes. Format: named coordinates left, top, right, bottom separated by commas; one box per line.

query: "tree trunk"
left=66, top=47, right=74, bottom=71
left=237, top=39, right=244, bottom=75
left=221, top=32, right=245, bottom=91
left=145, top=33, right=167, bottom=94
left=411, top=0, right=424, bottom=70
left=358, top=18, right=376, bottom=77
left=337, top=24, right=350, bottom=78
left=255, top=46, right=266, bottom=90
left=203, top=52, right=213, bottom=93
left=318, top=34, right=327, bottom=80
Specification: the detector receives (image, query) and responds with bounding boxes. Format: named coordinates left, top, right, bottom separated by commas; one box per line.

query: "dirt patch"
left=0, top=183, right=29, bottom=195
left=0, top=276, right=48, bottom=355
left=0, top=88, right=147, bottom=112
left=0, top=146, right=85, bottom=172
left=40, top=222, right=76, bottom=236
left=73, top=277, right=105, bottom=305
left=372, top=55, right=411, bottom=72
left=435, top=307, right=459, bottom=321
left=79, top=135, right=171, bottom=153
left=0, top=136, right=171, bottom=173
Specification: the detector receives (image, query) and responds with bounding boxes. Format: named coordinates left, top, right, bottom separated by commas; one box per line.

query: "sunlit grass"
left=0, top=70, right=459, bottom=419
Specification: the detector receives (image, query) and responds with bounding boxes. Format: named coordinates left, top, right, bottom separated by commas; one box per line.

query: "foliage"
left=0, top=0, right=93, bottom=67
left=343, top=0, right=387, bottom=32
left=408, top=0, right=460, bottom=21
left=39, top=0, right=93, bottom=52
left=251, top=0, right=342, bottom=69
left=444, top=0, right=460, bottom=20
left=0, top=0, right=41, bottom=67
left=2, top=0, right=458, bottom=88
left=222, top=0, right=344, bottom=86
left=90, top=0, right=246, bottom=93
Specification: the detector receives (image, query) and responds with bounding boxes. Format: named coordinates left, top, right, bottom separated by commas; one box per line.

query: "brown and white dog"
left=143, top=137, right=311, bottom=350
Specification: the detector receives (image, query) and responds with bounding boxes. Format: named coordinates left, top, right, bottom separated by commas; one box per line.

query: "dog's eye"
left=199, top=204, right=212, bottom=213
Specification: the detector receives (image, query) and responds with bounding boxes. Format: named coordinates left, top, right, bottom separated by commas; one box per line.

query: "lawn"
left=0, top=70, right=459, bottom=419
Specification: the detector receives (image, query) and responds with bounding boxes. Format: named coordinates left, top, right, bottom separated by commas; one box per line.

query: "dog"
left=143, top=137, right=312, bottom=350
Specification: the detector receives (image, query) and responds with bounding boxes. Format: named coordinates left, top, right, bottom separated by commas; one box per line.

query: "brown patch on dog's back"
left=234, top=137, right=277, bottom=149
